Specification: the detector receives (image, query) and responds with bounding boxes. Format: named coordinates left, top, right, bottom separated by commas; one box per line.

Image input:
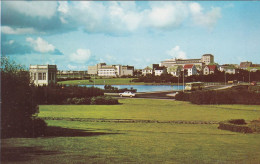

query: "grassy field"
left=2, top=99, right=260, bottom=164
left=58, top=78, right=176, bottom=85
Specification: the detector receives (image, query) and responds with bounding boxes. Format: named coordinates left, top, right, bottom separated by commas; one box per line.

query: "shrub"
left=175, top=89, right=260, bottom=105
left=31, top=117, right=48, bottom=137
left=218, top=119, right=253, bottom=133
left=1, top=58, right=47, bottom=138
left=65, top=97, right=91, bottom=105
left=91, top=96, right=119, bottom=105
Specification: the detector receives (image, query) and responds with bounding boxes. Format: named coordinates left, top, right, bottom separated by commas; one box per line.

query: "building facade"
left=142, top=66, right=153, bottom=76
left=29, top=65, right=57, bottom=86
left=89, top=63, right=134, bottom=77
left=203, top=65, right=217, bottom=75
left=184, top=64, right=197, bottom=76
left=167, top=66, right=182, bottom=77
left=154, top=67, right=167, bottom=76
left=160, top=54, right=214, bottom=68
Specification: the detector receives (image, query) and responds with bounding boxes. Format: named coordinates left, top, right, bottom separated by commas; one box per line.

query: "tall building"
left=88, top=63, right=134, bottom=77
left=160, top=54, right=214, bottom=68
left=201, top=54, right=214, bottom=65
left=29, top=65, right=57, bottom=86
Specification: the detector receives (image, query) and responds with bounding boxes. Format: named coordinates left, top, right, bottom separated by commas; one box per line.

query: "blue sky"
left=1, top=1, right=260, bottom=70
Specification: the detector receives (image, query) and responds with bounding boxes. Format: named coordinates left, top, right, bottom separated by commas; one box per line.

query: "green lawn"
left=58, top=78, right=176, bottom=85
left=39, top=99, right=260, bottom=122
left=2, top=99, right=260, bottom=164
left=58, top=78, right=139, bottom=85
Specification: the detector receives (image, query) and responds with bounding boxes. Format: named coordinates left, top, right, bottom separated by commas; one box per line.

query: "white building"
left=142, top=66, right=153, bottom=76
left=160, top=54, right=214, bottom=68
left=98, top=67, right=117, bottom=77
left=183, top=64, right=197, bottom=76
left=89, top=63, right=134, bottom=77
left=201, top=54, right=214, bottom=65
left=154, top=67, right=167, bottom=76
left=29, top=65, right=57, bottom=86
left=167, top=66, right=182, bottom=77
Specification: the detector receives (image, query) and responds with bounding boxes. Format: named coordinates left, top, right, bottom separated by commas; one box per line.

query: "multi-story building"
left=29, top=65, right=57, bottom=86
left=160, top=54, right=214, bottom=68
left=98, top=67, right=117, bottom=77
left=142, top=66, right=153, bottom=76
left=88, top=63, right=134, bottom=77
left=167, top=66, right=182, bottom=77
left=121, top=65, right=134, bottom=76
left=184, top=64, right=197, bottom=76
left=154, top=66, right=167, bottom=76
left=201, top=54, right=214, bottom=65
left=203, top=65, right=217, bottom=75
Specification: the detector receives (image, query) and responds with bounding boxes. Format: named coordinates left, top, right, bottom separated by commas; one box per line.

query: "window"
left=34, top=73, right=36, bottom=80
left=48, top=73, right=52, bottom=80
left=43, top=73, right=46, bottom=80
left=38, top=73, right=43, bottom=80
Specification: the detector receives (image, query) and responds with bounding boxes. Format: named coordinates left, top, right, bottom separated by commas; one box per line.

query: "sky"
left=1, top=1, right=260, bottom=70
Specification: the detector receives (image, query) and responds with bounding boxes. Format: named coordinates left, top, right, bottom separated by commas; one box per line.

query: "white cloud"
left=3, top=1, right=57, bottom=19
left=167, top=46, right=187, bottom=59
left=58, top=1, right=69, bottom=14
left=70, top=49, right=91, bottom=64
left=189, top=3, right=221, bottom=29
left=26, top=37, right=55, bottom=53
left=3, top=1, right=222, bottom=35
left=145, top=2, right=188, bottom=29
left=9, top=40, right=14, bottom=45
left=2, top=26, right=38, bottom=35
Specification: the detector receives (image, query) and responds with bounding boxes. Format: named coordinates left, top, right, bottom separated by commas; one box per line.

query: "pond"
left=79, top=85, right=185, bottom=92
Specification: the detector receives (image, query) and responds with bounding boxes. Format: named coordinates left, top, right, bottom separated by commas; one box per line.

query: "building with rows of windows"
left=29, top=65, right=57, bottom=86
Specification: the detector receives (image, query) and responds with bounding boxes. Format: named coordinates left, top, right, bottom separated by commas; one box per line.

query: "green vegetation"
left=58, top=77, right=176, bottom=85
left=2, top=99, right=260, bottom=163
left=1, top=58, right=46, bottom=138
left=38, top=99, right=260, bottom=122
left=58, top=78, right=137, bottom=85
left=176, top=86, right=260, bottom=105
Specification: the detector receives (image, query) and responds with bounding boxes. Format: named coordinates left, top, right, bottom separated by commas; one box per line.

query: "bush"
left=175, top=89, right=260, bottom=105
left=91, top=96, right=119, bottom=105
left=33, top=85, right=104, bottom=105
left=218, top=119, right=253, bottom=133
left=31, top=117, right=48, bottom=137
left=65, top=97, right=91, bottom=105
left=1, top=58, right=47, bottom=138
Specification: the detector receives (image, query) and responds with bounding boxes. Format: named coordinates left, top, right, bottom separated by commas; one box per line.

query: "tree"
left=1, top=57, right=46, bottom=137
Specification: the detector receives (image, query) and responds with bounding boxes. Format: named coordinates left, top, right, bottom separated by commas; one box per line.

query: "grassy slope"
left=39, top=99, right=260, bottom=122
left=2, top=99, right=260, bottom=164
left=58, top=78, right=175, bottom=85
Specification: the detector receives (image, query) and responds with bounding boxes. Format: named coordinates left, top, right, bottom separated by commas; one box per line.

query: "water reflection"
left=79, top=85, right=184, bottom=92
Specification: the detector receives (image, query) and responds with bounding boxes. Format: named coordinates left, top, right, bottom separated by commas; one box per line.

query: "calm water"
left=79, top=85, right=184, bottom=92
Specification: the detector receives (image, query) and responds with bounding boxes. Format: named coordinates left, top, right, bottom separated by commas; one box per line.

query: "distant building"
left=160, top=54, right=214, bottom=68
left=154, top=66, right=167, bottom=76
left=240, top=61, right=252, bottom=70
left=142, top=66, right=153, bottom=76
left=29, top=65, right=57, bottom=86
left=98, top=67, right=117, bottom=77
left=184, top=64, right=197, bottom=76
left=167, top=66, right=182, bottom=77
left=88, top=63, right=134, bottom=77
left=219, top=65, right=238, bottom=74
left=201, top=54, right=214, bottom=65
left=203, top=65, right=217, bottom=75
left=121, top=65, right=134, bottom=76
